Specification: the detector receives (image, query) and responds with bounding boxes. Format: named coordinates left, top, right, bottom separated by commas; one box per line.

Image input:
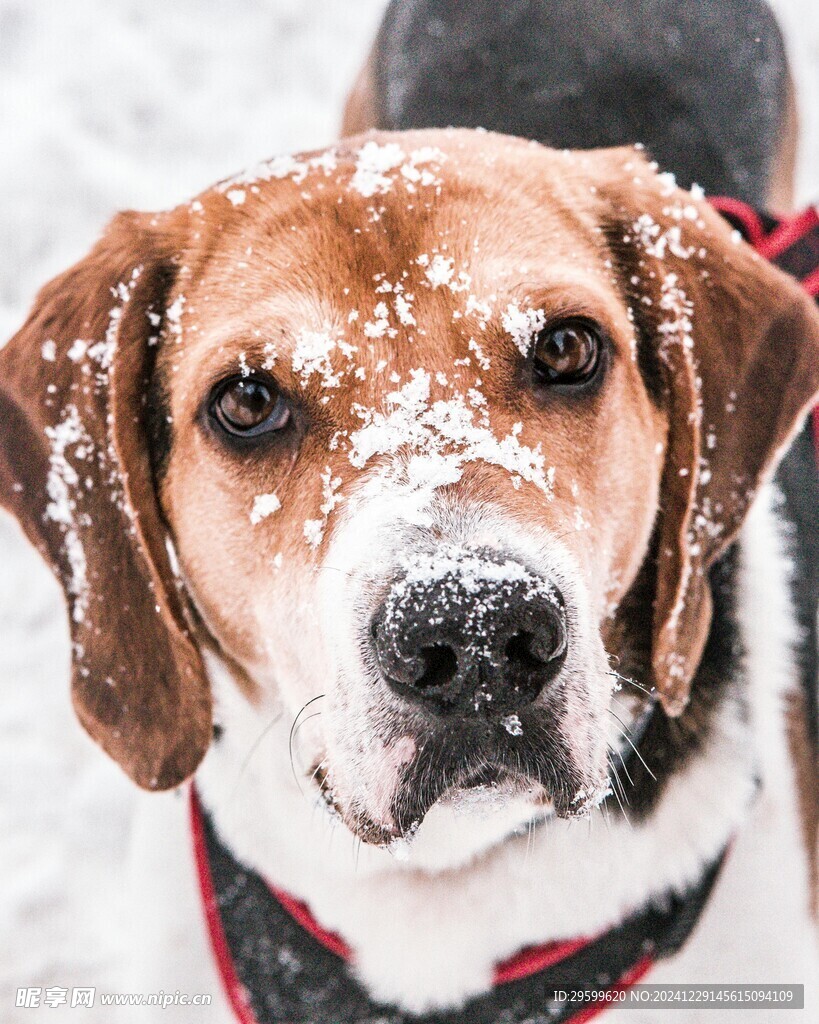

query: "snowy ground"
left=0, top=1, right=817, bottom=1020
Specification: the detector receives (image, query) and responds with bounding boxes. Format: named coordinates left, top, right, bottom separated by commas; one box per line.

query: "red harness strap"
left=708, top=198, right=819, bottom=461
left=189, top=787, right=631, bottom=1012
left=191, top=787, right=709, bottom=1024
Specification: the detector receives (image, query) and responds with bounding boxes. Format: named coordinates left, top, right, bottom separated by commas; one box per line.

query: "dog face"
left=2, top=130, right=818, bottom=848
left=160, top=135, right=667, bottom=840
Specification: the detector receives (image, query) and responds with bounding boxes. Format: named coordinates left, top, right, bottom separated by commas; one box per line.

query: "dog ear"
left=592, top=148, right=819, bottom=715
left=0, top=209, right=212, bottom=789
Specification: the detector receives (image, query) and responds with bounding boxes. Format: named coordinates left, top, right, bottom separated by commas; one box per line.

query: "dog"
left=1, top=1, right=818, bottom=1021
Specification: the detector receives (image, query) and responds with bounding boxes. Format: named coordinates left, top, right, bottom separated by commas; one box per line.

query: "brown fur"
left=341, top=50, right=379, bottom=140
left=1, top=130, right=818, bottom=799
left=786, top=692, right=819, bottom=916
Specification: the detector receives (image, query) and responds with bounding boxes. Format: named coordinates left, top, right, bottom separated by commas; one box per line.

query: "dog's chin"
left=325, top=773, right=551, bottom=870
left=394, top=782, right=555, bottom=871
left=316, top=754, right=610, bottom=871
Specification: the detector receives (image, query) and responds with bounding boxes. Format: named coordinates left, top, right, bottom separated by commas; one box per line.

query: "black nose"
left=371, top=554, right=567, bottom=715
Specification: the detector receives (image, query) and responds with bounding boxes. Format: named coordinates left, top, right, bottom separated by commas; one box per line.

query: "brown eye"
left=532, top=320, right=602, bottom=384
left=212, top=375, right=290, bottom=436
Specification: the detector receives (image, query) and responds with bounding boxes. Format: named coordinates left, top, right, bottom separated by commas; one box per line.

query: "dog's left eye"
left=211, top=375, right=291, bottom=436
left=532, top=320, right=601, bottom=384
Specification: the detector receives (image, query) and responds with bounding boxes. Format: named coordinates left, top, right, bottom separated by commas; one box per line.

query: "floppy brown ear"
left=593, top=148, right=819, bottom=714
left=0, top=210, right=211, bottom=789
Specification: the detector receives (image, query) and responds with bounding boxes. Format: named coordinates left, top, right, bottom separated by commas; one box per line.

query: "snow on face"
left=230, top=160, right=564, bottom=550
left=350, top=141, right=445, bottom=199
left=248, top=276, right=558, bottom=554
left=209, top=147, right=707, bottom=599
left=347, top=369, right=555, bottom=500
left=250, top=493, right=281, bottom=525
left=215, top=140, right=445, bottom=211
left=501, top=302, right=547, bottom=356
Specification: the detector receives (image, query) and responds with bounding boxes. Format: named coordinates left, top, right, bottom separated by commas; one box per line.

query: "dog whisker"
left=230, top=708, right=285, bottom=801
left=605, top=750, right=633, bottom=828
left=288, top=694, right=326, bottom=795
left=607, top=668, right=655, bottom=698
left=313, top=564, right=354, bottom=579
left=607, top=708, right=657, bottom=781
left=607, top=737, right=636, bottom=789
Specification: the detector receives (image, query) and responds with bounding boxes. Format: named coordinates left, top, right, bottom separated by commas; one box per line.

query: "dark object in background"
left=370, top=0, right=790, bottom=205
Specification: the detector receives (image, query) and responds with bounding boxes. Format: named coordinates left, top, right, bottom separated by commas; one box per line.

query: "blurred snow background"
left=0, top=0, right=816, bottom=1019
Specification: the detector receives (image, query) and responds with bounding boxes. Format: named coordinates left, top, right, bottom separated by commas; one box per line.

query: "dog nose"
left=371, top=554, right=567, bottom=715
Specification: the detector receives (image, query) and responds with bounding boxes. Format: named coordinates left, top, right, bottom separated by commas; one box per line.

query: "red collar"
left=190, top=786, right=725, bottom=1024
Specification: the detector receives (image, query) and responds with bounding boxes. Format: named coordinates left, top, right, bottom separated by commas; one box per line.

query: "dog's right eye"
left=210, top=375, right=291, bottom=437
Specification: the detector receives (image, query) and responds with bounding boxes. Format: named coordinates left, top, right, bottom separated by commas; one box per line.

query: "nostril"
left=505, top=631, right=544, bottom=668
left=505, top=621, right=566, bottom=668
left=415, top=644, right=459, bottom=690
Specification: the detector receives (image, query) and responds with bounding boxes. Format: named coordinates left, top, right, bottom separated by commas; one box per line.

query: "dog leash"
left=190, top=785, right=727, bottom=1024
left=707, top=197, right=819, bottom=462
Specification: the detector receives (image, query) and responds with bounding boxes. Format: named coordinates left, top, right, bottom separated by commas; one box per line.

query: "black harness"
left=191, top=787, right=727, bottom=1024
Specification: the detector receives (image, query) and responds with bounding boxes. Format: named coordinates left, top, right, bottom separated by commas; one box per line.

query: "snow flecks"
left=218, top=150, right=339, bottom=192
left=65, top=268, right=142, bottom=394
left=303, top=467, right=343, bottom=548
left=571, top=778, right=613, bottom=815
left=394, top=292, right=416, bottom=327
left=501, top=302, right=546, bottom=356
left=657, top=171, right=677, bottom=196
left=468, top=337, right=490, bottom=370
left=632, top=213, right=696, bottom=261
left=657, top=273, right=695, bottom=356
left=349, top=142, right=445, bottom=199
left=303, top=519, right=324, bottom=548
left=346, top=369, right=555, bottom=501
left=464, top=294, right=494, bottom=330
left=250, top=493, right=281, bottom=526
left=44, top=405, right=91, bottom=624
left=363, top=302, right=394, bottom=340
left=350, top=141, right=406, bottom=198
left=261, top=342, right=278, bottom=370
left=39, top=267, right=144, bottom=607
left=291, top=328, right=356, bottom=390
left=41, top=339, right=57, bottom=361
left=67, top=339, right=88, bottom=362
left=165, top=294, right=185, bottom=341
left=417, top=253, right=471, bottom=295
left=501, top=714, right=523, bottom=737
left=423, top=254, right=455, bottom=289
left=399, top=548, right=541, bottom=593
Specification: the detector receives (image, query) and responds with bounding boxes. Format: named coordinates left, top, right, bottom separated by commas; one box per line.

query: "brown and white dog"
left=2, top=12, right=819, bottom=1024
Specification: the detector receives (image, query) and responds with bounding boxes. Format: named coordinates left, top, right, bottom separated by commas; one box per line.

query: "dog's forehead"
left=184, top=133, right=607, bottom=303
left=171, top=131, right=618, bottom=389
